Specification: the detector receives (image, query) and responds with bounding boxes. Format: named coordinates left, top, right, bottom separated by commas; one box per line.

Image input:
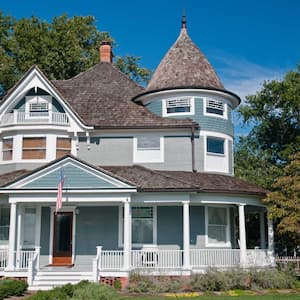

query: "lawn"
left=121, top=293, right=300, bottom=300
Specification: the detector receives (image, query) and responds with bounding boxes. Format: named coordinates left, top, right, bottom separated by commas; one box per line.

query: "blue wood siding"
left=190, top=206, right=205, bottom=245
left=75, top=206, right=119, bottom=254
left=146, top=98, right=234, bottom=136
left=40, top=207, right=50, bottom=255
left=157, top=206, right=183, bottom=248
left=24, top=164, right=117, bottom=189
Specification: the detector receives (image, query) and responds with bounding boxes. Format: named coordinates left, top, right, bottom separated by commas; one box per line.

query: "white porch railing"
left=27, top=248, right=40, bottom=286
left=190, top=249, right=240, bottom=267
left=131, top=250, right=183, bottom=269
left=100, top=250, right=124, bottom=270
left=1, top=111, right=69, bottom=126
left=16, top=250, right=37, bottom=270
left=0, top=249, right=8, bottom=269
left=246, top=249, right=271, bottom=267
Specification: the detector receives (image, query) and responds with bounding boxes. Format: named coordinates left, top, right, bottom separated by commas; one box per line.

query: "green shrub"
left=249, top=268, right=297, bottom=289
left=72, top=282, right=118, bottom=300
left=0, top=279, right=28, bottom=299
left=113, top=279, right=122, bottom=290
left=27, top=287, right=69, bottom=300
left=127, top=273, right=156, bottom=293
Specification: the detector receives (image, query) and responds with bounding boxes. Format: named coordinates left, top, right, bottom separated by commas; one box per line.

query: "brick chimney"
left=99, top=41, right=113, bottom=63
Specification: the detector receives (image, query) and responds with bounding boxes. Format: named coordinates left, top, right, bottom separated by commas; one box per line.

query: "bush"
left=72, top=283, right=118, bottom=300
left=0, top=279, right=28, bottom=300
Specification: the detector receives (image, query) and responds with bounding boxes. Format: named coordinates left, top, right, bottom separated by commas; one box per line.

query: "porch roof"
left=0, top=162, right=267, bottom=196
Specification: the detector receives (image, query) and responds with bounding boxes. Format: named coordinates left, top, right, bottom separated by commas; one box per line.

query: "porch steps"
left=29, top=271, right=95, bottom=291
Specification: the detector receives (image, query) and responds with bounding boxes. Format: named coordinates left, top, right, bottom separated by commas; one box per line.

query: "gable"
left=4, top=156, right=135, bottom=190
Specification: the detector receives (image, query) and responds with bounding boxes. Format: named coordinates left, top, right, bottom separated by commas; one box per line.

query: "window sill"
left=206, top=152, right=225, bottom=157
left=204, top=112, right=227, bottom=119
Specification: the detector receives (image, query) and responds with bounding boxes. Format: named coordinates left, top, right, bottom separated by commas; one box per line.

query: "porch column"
left=259, top=210, right=266, bottom=249
left=123, top=198, right=131, bottom=270
left=238, top=204, right=247, bottom=267
left=182, top=201, right=190, bottom=269
left=267, top=218, right=275, bottom=266
left=7, top=202, right=17, bottom=270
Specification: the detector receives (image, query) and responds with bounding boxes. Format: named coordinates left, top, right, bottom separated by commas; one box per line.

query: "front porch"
left=0, top=200, right=275, bottom=287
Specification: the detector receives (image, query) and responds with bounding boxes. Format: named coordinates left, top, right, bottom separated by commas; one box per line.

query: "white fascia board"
left=9, top=194, right=134, bottom=204
left=4, top=189, right=137, bottom=194
left=190, top=193, right=265, bottom=207
left=0, top=67, right=92, bottom=131
left=132, top=192, right=190, bottom=204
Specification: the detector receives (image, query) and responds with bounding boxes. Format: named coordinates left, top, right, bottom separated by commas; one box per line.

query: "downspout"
left=191, top=126, right=196, bottom=172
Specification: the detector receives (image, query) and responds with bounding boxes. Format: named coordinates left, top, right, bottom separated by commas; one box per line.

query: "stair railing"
left=93, top=246, right=102, bottom=282
left=27, top=247, right=40, bottom=286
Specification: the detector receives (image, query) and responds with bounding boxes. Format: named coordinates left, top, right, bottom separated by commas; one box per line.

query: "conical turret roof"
left=146, top=26, right=224, bottom=92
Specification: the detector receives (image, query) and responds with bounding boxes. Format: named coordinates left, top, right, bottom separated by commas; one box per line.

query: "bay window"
left=2, top=138, right=13, bottom=161
left=22, top=137, right=46, bottom=159
left=56, top=137, right=72, bottom=158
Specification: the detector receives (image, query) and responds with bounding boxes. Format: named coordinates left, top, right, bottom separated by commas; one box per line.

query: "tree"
left=264, top=152, right=300, bottom=249
left=0, top=13, right=150, bottom=94
left=235, top=66, right=300, bottom=189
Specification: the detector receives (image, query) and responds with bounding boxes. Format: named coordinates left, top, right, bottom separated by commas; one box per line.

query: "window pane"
left=57, top=138, right=71, bottom=149
left=132, top=207, right=153, bottom=218
left=0, top=207, right=10, bottom=244
left=23, top=137, right=46, bottom=148
left=208, top=207, right=227, bottom=225
left=3, top=139, right=13, bottom=150
left=23, top=208, right=36, bottom=246
left=137, top=137, right=160, bottom=150
left=208, top=225, right=226, bottom=243
left=166, top=98, right=191, bottom=114
left=132, top=219, right=153, bottom=244
left=207, top=137, right=224, bottom=154
left=206, top=99, right=224, bottom=116
left=22, top=149, right=46, bottom=159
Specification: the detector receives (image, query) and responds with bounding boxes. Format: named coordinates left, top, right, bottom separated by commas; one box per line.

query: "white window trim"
left=205, top=206, right=231, bottom=248
left=25, top=95, right=52, bottom=119
left=133, top=136, right=164, bottom=163
left=202, top=131, right=232, bottom=174
left=162, top=96, right=195, bottom=117
left=118, top=205, right=157, bottom=248
left=1, top=136, right=13, bottom=161
left=206, top=137, right=226, bottom=156
left=203, top=97, right=227, bottom=119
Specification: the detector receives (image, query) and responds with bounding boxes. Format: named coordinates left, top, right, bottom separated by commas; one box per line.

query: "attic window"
left=163, top=97, right=194, bottom=116
left=29, top=102, right=49, bottom=116
left=204, top=98, right=227, bottom=118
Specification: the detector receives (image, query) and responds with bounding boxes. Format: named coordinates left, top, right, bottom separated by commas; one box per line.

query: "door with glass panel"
left=52, top=212, right=73, bottom=265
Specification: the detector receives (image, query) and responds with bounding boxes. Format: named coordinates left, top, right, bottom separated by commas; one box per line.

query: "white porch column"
left=123, top=198, right=131, bottom=270
left=267, top=218, right=276, bottom=266
left=259, top=210, right=266, bottom=249
left=182, top=201, right=190, bottom=269
left=7, top=202, right=17, bottom=270
left=238, top=204, right=247, bottom=267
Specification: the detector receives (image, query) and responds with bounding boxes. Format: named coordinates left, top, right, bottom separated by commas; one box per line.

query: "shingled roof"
left=102, top=165, right=267, bottom=196
left=145, top=26, right=225, bottom=93
left=52, top=63, right=197, bottom=129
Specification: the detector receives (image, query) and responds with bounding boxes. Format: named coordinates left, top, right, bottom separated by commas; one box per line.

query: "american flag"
left=56, top=168, right=65, bottom=212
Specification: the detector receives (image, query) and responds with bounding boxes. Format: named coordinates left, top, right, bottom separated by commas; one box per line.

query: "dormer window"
left=163, top=97, right=194, bottom=116
left=204, top=98, right=227, bottom=119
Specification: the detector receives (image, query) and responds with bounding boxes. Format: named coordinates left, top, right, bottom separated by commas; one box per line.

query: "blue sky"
left=1, top=0, right=299, bottom=135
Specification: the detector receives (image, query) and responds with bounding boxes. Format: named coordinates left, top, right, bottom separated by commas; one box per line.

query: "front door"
left=52, top=211, right=73, bottom=265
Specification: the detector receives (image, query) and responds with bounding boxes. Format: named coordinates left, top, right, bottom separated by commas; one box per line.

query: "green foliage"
left=264, top=152, right=300, bottom=246
left=72, top=282, right=118, bottom=300
left=127, top=269, right=297, bottom=294
left=235, top=65, right=300, bottom=190
left=113, top=278, right=122, bottom=290
left=0, top=12, right=150, bottom=94
left=0, top=279, right=28, bottom=300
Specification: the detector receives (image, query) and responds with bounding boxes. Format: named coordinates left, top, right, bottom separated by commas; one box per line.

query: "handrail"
left=27, top=247, right=40, bottom=286
left=93, top=246, right=102, bottom=282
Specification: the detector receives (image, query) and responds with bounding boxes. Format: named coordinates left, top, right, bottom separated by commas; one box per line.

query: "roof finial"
left=181, top=9, right=187, bottom=29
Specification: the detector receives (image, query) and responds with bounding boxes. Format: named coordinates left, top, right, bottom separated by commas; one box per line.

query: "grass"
left=120, top=293, right=300, bottom=300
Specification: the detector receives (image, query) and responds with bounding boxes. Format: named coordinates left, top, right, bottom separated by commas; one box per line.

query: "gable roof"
left=145, top=28, right=225, bottom=93
left=52, top=62, right=197, bottom=129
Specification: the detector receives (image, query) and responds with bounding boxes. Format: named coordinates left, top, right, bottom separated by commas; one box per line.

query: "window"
left=23, top=208, right=36, bottom=247
left=163, top=97, right=194, bottom=116
left=204, top=98, right=226, bottom=118
left=207, top=137, right=225, bottom=155
left=56, top=137, right=71, bottom=158
left=29, top=102, right=49, bottom=117
left=0, top=207, right=10, bottom=245
left=2, top=138, right=13, bottom=161
left=137, top=136, right=160, bottom=150
left=132, top=207, right=154, bottom=244
left=119, top=206, right=156, bottom=246
left=206, top=206, right=230, bottom=246
left=134, top=136, right=164, bottom=163
left=22, top=137, right=46, bottom=159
